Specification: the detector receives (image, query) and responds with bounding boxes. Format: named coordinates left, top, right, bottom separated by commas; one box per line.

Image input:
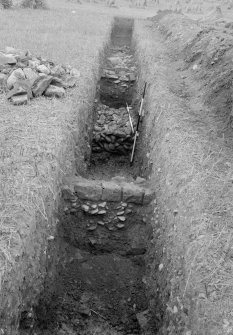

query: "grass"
left=0, top=0, right=113, bottom=304
left=134, top=13, right=233, bottom=335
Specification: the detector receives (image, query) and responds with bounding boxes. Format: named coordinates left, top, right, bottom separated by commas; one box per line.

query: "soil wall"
left=0, top=31, right=111, bottom=335
left=134, top=13, right=233, bottom=335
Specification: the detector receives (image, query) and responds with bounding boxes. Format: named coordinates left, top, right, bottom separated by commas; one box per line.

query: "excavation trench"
left=19, top=18, right=156, bottom=335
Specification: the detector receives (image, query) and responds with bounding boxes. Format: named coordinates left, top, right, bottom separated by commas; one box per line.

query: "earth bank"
left=134, top=11, right=233, bottom=335
left=0, top=16, right=112, bottom=335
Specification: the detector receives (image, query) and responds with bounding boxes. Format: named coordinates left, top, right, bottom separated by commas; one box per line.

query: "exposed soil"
left=134, top=11, right=233, bottom=335
left=19, top=17, right=155, bottom=335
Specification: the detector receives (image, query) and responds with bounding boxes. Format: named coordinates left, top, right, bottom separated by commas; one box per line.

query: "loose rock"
left=32, top=75, right=53, bottom=97
left=7, top=68, right=25, bottom=89
left=23, top=67, right=39, bottom=85
left=11, top=94, right=28, bottom=105
left=0, top=53, right=17, bottom=66
left=44, top=85, right=65, bottom=98
left=37, top=64, right=50, bottom=75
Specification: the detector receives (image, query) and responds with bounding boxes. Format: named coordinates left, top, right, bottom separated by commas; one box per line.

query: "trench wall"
left=133, top=19, right=199, bottom=334
left=134, top=13, right=233, bottom=335
left=0, top=26, right=112, bottom=335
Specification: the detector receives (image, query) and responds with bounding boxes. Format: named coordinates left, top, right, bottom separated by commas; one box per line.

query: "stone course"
left=0, top=46, right=80, bottom=105
left=62, top=176, right=155, bottom=205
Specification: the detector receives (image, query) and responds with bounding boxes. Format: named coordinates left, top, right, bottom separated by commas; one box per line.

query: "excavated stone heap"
left=0, top=46, right=80, bottom=105
left=92, top=103, right=136, bottom=154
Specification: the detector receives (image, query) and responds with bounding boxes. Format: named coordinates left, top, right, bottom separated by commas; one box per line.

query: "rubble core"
left=0, top=46, right=80, bottom=105
left=92, top=103, right=136, bottom=155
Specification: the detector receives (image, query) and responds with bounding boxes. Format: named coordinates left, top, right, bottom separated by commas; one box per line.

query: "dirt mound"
left=152, top=11, right=233, bottom=127
left=140, top=11, right=233, bottom=335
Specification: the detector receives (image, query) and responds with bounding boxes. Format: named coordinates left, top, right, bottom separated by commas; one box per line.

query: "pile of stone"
left=0, top=46, right=80, bottom=105
left=92, top=103, right=136, bottom=154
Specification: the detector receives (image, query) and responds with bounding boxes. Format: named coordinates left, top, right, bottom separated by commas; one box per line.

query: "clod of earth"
left=0, top=46, right=80, bottom=105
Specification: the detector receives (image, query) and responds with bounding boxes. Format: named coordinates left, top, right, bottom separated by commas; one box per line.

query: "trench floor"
left=20, top=17, right=153, bottom=335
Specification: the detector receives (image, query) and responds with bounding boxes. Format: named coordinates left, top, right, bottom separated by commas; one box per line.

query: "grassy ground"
left=134, top=11, right=233, bottom=335
left=0, top=3, right=112, bottom=248
left=0, top=0, right=114, bottom=329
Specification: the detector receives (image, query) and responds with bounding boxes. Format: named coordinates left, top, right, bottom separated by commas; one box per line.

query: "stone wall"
left=62, top=175, right=155, bottom=205
left=92, top=103, right=136, bottom=154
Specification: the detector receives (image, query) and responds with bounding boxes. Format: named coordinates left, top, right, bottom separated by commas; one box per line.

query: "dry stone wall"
left=61, top=175, right=155, bottom=251
left=92, top=103, right=136, bottom=154
left=62, top=175, right=155, bottom=205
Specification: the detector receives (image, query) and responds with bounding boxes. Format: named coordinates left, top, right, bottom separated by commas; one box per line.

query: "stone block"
left=11, top=94, right=28, bottom=105
left=122, top=183, right=143, bottom=204
left=7, top=68, right=25, bottom=89
left=0, top=53, right=17, bottom=66
left=23, top=67, right=39, bottom=85
left=62, top=75, right=78, bottom=88
left=32, top=75, right=53, bottom=97
left=74, top=177, right=102, bottom=201
left=44, top=85, right=65, bottom=98
left=101, top=181, right=122, bottom=202
left=143, top=187, right=155, bottom=205
left=37, top=64, right=50, bottom=75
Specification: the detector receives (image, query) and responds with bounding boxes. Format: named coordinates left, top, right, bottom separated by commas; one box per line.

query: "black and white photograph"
left=0, top=0, right=233, bottom=334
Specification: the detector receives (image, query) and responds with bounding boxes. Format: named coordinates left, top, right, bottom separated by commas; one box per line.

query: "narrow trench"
left=19, top=17, right=155, bottom=335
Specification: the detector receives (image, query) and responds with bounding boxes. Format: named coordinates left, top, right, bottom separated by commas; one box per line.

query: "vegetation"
left=21, top=0, right=48, bottom=9
left=0, top=0, right=12, bottom=9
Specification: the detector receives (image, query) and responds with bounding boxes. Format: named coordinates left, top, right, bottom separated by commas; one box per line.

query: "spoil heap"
left=0, top=46, right=80, bottom=105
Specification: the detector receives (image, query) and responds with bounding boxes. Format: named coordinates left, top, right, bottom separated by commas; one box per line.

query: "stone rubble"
left=0, top=46, right=80, bottom=105
left=64, top=194, right=135, bottom=232
left=92, top=103, right=136, bottom=154
left=62, top=187, right=152, bottom=235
